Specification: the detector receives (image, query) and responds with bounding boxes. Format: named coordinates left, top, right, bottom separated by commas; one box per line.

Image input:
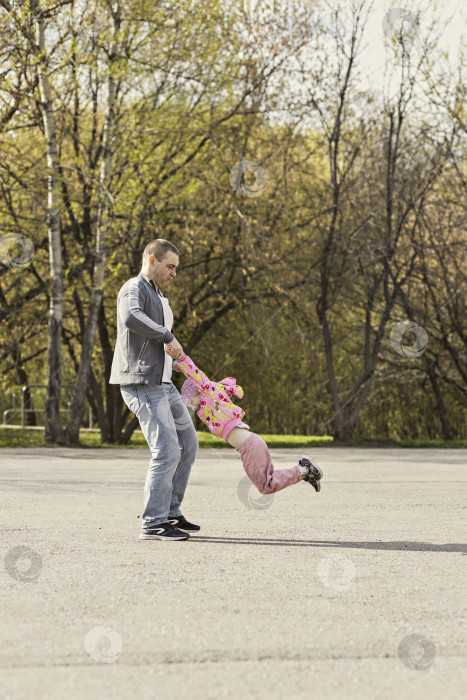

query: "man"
left=110, top=239, right=199, bottom=541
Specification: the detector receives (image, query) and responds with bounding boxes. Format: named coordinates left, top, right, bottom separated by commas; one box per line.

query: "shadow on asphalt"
left=187, top=537, right=467, bottom=553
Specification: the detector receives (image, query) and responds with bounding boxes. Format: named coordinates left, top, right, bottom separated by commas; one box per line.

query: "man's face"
left=148, top=251, right=179, bottom=288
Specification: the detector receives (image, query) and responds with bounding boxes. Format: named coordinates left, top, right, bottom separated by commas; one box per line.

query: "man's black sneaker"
left=139, top=522, right=190, bottom=541
left=299, top=455, right=323, bottom=493
left=168, top=514, right=200, bottom=532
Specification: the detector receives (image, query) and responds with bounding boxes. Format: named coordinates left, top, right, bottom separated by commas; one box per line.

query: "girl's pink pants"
left=236, top=432, right=301, bottom=494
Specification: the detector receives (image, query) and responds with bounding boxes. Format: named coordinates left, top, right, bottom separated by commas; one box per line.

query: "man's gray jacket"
left=109, top=272, right=175, bottom=385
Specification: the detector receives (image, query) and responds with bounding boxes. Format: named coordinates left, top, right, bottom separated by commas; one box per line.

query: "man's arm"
left=119, top=279, right=174, bottom=342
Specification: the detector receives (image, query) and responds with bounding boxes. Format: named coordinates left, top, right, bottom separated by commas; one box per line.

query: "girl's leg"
left=235, top=431, right=301, bottom=494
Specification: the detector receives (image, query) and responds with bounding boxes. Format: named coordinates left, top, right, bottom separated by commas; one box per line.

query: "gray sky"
left=360, top=0, right=465, bottom=91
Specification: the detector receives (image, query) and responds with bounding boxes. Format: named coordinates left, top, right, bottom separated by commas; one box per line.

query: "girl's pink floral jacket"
left=174, top=354, right=245, bottom=440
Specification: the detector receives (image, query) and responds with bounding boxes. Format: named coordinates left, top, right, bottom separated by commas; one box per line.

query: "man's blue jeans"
left=120, top=382, right=198, bottom=531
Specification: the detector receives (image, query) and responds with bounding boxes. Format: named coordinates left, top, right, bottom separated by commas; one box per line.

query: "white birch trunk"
left=35, top=11, right=66, bottom=444
left=65, top=2, right=121, bottom=441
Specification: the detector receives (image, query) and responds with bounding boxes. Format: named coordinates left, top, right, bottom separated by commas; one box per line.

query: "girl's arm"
left=176, top=354, right=215, bottom=393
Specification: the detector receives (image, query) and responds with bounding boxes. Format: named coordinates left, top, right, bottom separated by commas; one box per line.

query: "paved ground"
left=0, top=445, right=466, bottom=700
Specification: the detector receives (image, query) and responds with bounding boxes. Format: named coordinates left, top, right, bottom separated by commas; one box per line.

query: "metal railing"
left=2, top=385, right=93, bottom=429
left=2, top=392, right=18, bottom=427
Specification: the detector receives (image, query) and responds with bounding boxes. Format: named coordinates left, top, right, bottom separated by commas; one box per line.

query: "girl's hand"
left=188, top=394, right=202, bottom=410
left=172, top=360, right=181, bottom=372
left=164, top=340, right=184, bottom=360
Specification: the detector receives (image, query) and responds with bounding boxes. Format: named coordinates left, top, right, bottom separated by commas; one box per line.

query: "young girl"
left=168, top=350, right=323, bottom=495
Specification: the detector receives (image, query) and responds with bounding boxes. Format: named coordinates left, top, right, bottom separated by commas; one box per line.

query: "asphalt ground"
left=1, top=445, right=466, bottom=700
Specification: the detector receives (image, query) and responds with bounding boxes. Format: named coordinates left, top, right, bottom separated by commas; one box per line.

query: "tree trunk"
left=427, top=361, right=452, bottom=440
left=65, top=2, right=120, bottom=443
left=121, top=415, right=139, bottom=445
left=16, top=366, right=36, bottom=427
left=88, top=368, right=108, bottom=443
left=97, top=301, right=120, bottom=443
left=34, top=9, right=66, bottom=444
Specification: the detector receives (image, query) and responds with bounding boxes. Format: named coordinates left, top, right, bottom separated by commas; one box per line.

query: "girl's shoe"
left=299, top=455, right=323, bottom=492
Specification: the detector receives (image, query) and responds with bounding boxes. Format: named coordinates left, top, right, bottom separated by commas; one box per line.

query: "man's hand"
left=164, top=339, right=184, bottom=360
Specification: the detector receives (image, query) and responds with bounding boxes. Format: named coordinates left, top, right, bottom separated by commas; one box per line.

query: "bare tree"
left=65, top=0, right=121, bottom=442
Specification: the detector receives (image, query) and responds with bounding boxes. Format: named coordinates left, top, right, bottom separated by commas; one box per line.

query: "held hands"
left=164, top=338, right=184, bottom=361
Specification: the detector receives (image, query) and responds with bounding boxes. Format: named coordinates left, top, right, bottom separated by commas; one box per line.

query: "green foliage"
left=0, top=0, right=465, bottom=442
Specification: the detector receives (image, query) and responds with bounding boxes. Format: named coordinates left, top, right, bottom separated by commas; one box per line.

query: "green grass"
left=0, top=428, right=48, bottom=448
left=0, top=427, right=464, bottom=449
left=195, top=432, right=334, bottom=449
left=354, top=435, right=466, bottom=449
left=0, top=427, right=333, bottom=449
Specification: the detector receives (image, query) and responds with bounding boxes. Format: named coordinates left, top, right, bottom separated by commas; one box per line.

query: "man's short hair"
left=143, top=239, right=179, bottom=263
